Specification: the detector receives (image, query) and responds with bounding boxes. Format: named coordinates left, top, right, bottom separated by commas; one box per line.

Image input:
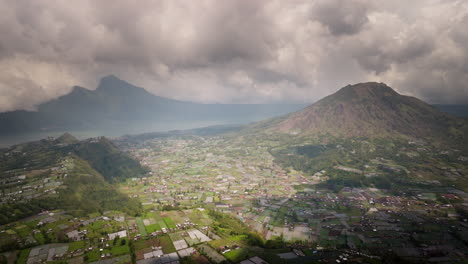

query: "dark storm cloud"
left=0, top=0, right=467, bottom=112
left=312, top=0, right=371, bottom=36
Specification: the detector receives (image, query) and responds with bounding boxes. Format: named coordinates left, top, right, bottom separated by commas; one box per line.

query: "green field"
left=133, top=239, right=149, bottom=251
left=197, top=244, right=226, bottom=263
left=168, top=231, right=184, bottom=242
left=109, top=239, right=130, bottom=256
left=69, top=240, right=86, bottom=251
left=157, top=220, right=168, bottom=229
left=163, top=217, right=176, bottom=229
left=85, top=249, right=100, bottom=262
left=209, top=235, right=247, bottom=249
left=224, top=248, right=250, bottom=262
left=136, top=218, right=148, bottom=236
left=158, top=235, right=176, bottom=253
left=145, top=223, right=161, bottom=233
left=186, top=210, right=212, bottom=226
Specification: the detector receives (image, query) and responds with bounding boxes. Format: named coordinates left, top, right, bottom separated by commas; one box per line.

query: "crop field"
left=109, top=240, right=130, bottom=256
left=157, top=220, right=168, bottom=230
left=163, top=217, right=176, bottom=229
left=223, top=248, right=250, bottom=263
left=158, top=234, right=176, bottom=253
left=168, top=231, right=185, bottom=242
left=68, top=241, right=85, bottom=251
left=145, top=223, right=161, bottom=233
left=135, top=218, right=147, bottom=236
left=197, top=244, right=226, bottom=263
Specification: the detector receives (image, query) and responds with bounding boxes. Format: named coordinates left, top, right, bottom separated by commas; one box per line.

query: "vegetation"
left=57, top=157, right=143, bottom=216
left=0, top=135, right=146, bottom=225
left=64, top=137, right=149, bottom=182
left=0, top=198, right=60, bottom=225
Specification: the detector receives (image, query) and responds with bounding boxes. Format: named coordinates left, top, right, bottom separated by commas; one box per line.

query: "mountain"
left=37, top=75, right=189, bottom=124
left=0, top=75, right=305, bottom=136
left=261, top=82, right=468, bottom=143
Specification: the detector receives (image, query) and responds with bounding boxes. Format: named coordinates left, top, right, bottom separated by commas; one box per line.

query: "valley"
left=115, top=133, right=468, bottom=263
left=1, top=130, right=467, bottom=264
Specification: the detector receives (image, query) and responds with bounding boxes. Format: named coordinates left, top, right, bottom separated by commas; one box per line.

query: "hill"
left=263, top=82, right=468, bottom=144
left=0, top=134, right=147, bottom=224
left=63, top=136, right=149, bottom=182
left=0, top=75, right=305, bottom=135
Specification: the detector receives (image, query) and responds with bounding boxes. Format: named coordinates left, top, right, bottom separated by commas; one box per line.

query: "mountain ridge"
left=0, top=75, right=306, bottom=135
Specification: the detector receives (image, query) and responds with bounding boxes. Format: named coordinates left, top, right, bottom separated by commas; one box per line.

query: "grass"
left=33, top=232, right=46, bottom=244
left=17, top=248, right=31, bottom=264
left=69, top=240, right=86, bottom=251
left=158, top=235, right=176, bottom=254
left=136, top=218, right=147, bottom=236
left=197, top=244, right=226, bottom=263
left=15, top=225, right=31, bottom=238
left=230, top=235, right=247, bottom=242
left=133, top=239, right=149, bottom=251
left=157, top=220, right=168, bottom=229
left=209, top=238, right=234, bottom=249
left=110, top=242, right=130, bottom=256
left=209, top=235, right=247, bottom=249
left=187, top=210, right=211, bottom=226
left=223, top=248, right=249, bottom=263
left=85, top=249, right=100, bottom=262
left=144, top=212, right=156, bottom=218
left=89, top=220, right=105, bottom=230
left=169, top=232, right=184, bottom=242
left=145, top=223, right=161, bottom=233
left=163, top=217, right=176, bottom=229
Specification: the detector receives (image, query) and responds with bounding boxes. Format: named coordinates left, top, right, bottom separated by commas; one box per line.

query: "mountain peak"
left=268, top=82, right=465, bottom=141
left=71, top=86, right=90, bottom=93
left=97, top=75, right=144, bottom=94
left=100, top=74, right=121, bottom=83
left=330, top=82, right=399, bottom=102
left=55, top=132, right=79, bottom=144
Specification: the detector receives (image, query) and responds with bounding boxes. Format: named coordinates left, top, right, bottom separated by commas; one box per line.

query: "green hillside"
left=0, top=134, right=147, bottom=225
left=62, top=136, right=149, bottom=182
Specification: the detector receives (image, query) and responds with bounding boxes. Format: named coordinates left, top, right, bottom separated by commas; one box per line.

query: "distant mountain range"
left=0, top=76, right=466, bottom=140
left=434, top=104, right=468, bottom=118
left=0, top=75, right=305, bottom=135
left=257, top=82, right=468, bottom=145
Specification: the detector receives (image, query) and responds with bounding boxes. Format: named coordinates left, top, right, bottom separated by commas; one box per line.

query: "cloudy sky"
left=1, top=0, right=468, bottom=112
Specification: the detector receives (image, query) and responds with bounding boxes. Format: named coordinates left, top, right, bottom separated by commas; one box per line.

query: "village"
left=0, top=134, right=467, bottom=263
left=114, top=135, right=468, bottom=263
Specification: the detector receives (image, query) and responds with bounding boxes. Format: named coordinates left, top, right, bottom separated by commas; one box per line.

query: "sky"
left=1, top=0, right=468, bottom=112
